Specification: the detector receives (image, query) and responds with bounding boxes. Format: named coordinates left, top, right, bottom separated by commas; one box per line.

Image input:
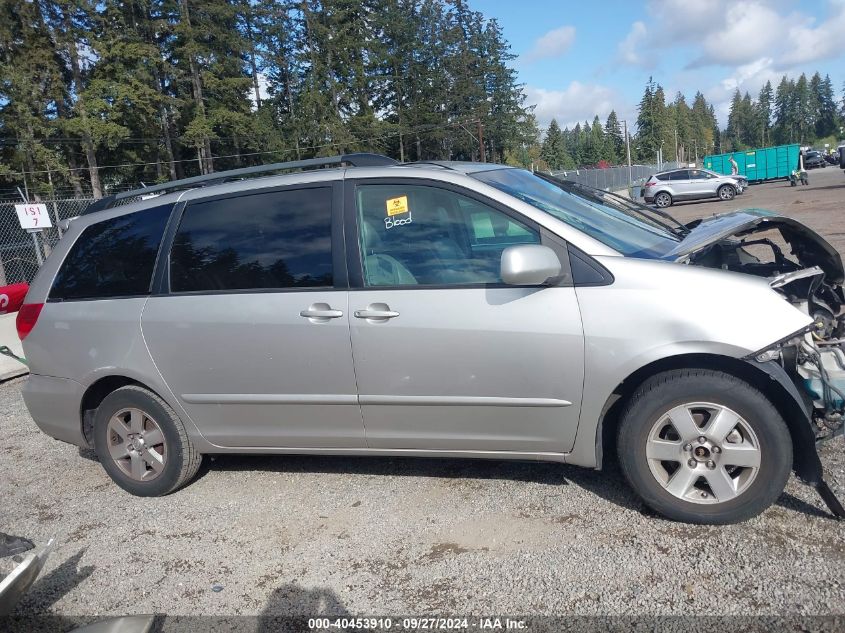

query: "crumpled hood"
left=665, top=208, right=844, bottom=284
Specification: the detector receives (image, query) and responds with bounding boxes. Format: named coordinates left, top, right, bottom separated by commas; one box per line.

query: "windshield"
left=472, top=168, right=681, bottom=259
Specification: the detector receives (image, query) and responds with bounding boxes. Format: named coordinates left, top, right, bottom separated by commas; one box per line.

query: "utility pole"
left=477, top=120, right=485, bottom=162
left=674, top=128, right=679, bottom=165
left=622, top=120, right=633, bottom=192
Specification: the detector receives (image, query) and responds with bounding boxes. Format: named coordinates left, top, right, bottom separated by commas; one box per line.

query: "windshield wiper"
left=536, top=173, right=690, bottom=238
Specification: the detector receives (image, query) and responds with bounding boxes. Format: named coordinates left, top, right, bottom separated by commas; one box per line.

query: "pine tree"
left=756, top=81, right=773, bottom=146
left=690, top=92, right=715, bottom=158
left=773, top=76, right=794, bottom=144
left=793, top=73, right=813, bottom=143
left=604, top=110, right=623, bottom=164
left=540, top=119, right=567, bottom=169
left=636, top=77, right=666, bottom=162
left=0, top=0, right=68, bottom=197
left=815, top=74, right=838, bottom=138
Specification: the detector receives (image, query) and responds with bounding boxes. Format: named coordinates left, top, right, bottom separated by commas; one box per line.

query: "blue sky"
left=477, top=0, right=845, bottom=131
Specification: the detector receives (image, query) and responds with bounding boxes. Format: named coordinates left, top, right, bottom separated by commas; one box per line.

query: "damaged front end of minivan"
left=668, top=209, right=845, bottom=518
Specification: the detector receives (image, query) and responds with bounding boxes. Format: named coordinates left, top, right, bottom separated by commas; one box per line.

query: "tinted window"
left=50, top=205, right=172, bottom=301
left=655, top=173, right=671, bottom=181
left=356, top=184, right=539, bottom=286
left=170, top=187, right=333, bottom=292
left=669, top=171, right=689, bottom=180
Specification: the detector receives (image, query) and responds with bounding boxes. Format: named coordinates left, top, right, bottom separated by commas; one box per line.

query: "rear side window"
left=50, top=205, right=172, bottom=301
left=669, top=171, right=689, bottom=180
left=169, top=187, right=333, bottom=292
left=655, top=173, right=671, bottom=181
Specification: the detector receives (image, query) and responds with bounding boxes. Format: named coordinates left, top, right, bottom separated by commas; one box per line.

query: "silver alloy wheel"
left=645, top=402, right=761, bottom=504
left=654, top=193, right=671, bottom=208
left=106, top=407, right=167, bottom=481
left=719, top=185, right=735, bottom=200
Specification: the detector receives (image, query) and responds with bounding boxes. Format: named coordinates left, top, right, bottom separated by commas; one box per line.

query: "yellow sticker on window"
left=386, top=195, right=409, bottom=216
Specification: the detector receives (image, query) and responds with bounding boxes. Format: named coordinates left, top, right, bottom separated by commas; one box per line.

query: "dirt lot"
left=666, top=164, right=845, bottom=253
left=1, top=167, right=845, bottom=629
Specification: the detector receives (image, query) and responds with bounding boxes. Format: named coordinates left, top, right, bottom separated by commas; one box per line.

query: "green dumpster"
left=703, top=144, right=800, bottom=182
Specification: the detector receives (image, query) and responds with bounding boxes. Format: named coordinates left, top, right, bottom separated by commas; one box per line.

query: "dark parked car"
left=803, top=151, right=827, bottom=169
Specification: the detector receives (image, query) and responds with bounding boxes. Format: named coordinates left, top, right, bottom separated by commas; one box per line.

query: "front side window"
left=50, top=204, right=172, bottom=301
left=170, top=187, right=333, bottom=292
left=356, top=184, right=539, bottom=287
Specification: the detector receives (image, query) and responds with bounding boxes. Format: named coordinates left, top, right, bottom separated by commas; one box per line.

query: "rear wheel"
left=718, top=184, right=736, bottom=201
left=93, top=385, right=202, bottom=496
left=654, top=191, right=673, bottom=208
left=618, top=369, right=792, bottom=524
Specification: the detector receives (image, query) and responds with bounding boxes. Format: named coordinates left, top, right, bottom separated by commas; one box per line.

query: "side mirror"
left=500, top=244, right=561, bottom=286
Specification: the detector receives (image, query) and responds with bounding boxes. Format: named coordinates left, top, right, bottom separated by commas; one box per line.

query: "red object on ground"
left=0, top=283, right=29, bottom=315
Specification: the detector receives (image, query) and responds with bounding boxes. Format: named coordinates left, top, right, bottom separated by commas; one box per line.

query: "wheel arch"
left=653, top=190, right=673, bottom=205
left=80, top=375, right=154, bottom=447
left=595, top=352, right=821, bottom=484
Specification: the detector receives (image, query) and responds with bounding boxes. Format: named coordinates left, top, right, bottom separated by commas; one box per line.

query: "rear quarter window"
left=50, top=204, right=172, bottom=301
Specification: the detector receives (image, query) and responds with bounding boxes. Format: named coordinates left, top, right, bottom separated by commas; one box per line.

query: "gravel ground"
left=2, top=167, right=845, bottom=627
left=1, top=375, right=844, bottom=623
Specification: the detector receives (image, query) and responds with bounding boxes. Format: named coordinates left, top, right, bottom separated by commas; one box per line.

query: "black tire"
left=93, top=385, right=202, bottom=496
left=717, top=184, right=736, bottom=201
left=617, top=369, right=792, bottom=524
left=654, top=191, right=673, bottom=208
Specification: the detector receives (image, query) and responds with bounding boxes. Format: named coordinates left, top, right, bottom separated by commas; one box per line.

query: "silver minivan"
left=18, top=154, right=845, bottom=524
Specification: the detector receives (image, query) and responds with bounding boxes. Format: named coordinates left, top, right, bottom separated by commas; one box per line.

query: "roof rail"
left=81, top=153, right=397, bottom=215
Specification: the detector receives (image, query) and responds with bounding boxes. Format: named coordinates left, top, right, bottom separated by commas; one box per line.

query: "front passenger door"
left=346, top=181, right=585, bottom=454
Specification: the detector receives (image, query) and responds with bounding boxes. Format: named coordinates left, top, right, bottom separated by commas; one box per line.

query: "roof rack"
left=81, top=153, right=398, bottom=215
left=398, top=161, right=458, bottom=170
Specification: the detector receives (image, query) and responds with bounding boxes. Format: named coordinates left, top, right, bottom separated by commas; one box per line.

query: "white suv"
left=643, top=168, right=747, bottom=208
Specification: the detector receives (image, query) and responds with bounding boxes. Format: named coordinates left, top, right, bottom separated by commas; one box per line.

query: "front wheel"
left=654, top=192, right=673, bottom=208
left=618, top=369, right=792, bottom=524
left=718, top=184, right=736, bottom=201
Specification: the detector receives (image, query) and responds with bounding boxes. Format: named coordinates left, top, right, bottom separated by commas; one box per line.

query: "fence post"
left=52, top=200, right=63, bottom=238
left=30, top=232, right=43, bottom=266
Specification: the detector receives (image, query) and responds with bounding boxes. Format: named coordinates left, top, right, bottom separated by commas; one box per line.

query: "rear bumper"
left=21, top=374, right=86, bottom=447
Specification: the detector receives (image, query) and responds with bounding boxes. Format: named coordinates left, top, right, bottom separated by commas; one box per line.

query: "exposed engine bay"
left=679, top=211, right=845, bottom=441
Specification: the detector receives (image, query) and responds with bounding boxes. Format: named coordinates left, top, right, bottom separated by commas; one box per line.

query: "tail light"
left=644, top=181, right=656, bottom=187
left=16, top=303, right=43, bottom=340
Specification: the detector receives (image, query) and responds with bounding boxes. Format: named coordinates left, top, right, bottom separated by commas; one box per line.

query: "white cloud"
left=617, top=21, right=649, bottom=66
left=524, top=82, right=619, bottom=129
left=717, top=57, right=778, bottom=95
left=692, top=2, right=785, bottom=67
left=783, top=0, right=845, bottom=64
left=617, top=0, right=845, bottom=69
left=702, top=57, right=777, bottom=125
left=523, top=26, right=576, bottom=62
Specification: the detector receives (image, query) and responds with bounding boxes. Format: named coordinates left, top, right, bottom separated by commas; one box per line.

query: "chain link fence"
left=0, top=198, right=94, bottom=285
left=0, top=164, right=687, bottom=286
left=551, top=162, right=684, bottom=198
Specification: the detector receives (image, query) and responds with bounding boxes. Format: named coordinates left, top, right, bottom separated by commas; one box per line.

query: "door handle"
left=354, top=303, right=400, bottom=320
left=300, top=302, right=343, bottom=322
